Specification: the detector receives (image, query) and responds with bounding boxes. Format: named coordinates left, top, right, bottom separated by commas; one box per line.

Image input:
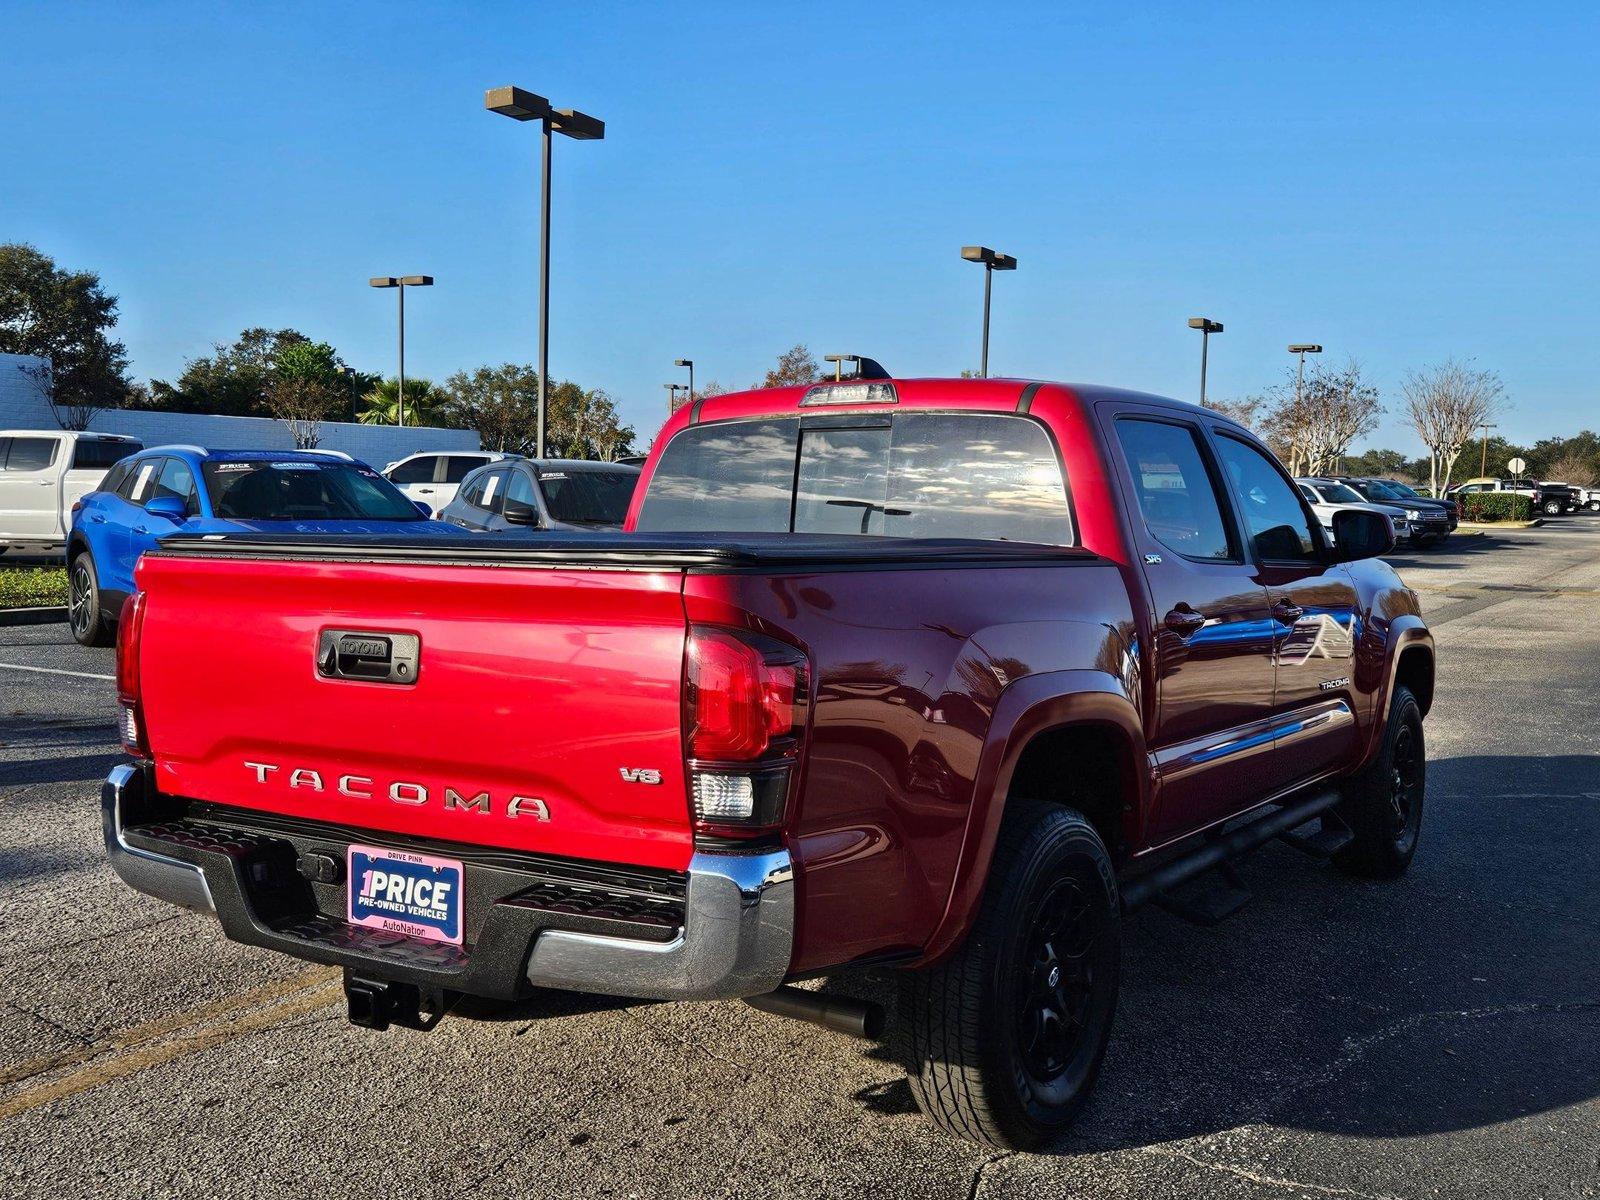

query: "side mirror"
left=145, top=496, right=188, bottom=524
left=501, top=500, right=540, bottom=528
left=1330, top=509, right=1395, bottom=561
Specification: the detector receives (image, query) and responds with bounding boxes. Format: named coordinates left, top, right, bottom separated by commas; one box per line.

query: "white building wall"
left=0, top=352, right=479, bottom=467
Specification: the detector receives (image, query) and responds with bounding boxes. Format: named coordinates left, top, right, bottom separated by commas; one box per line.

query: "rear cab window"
left=636, top=413, right=1072, bottom=544
left=71, top=438, right=141, bottom=471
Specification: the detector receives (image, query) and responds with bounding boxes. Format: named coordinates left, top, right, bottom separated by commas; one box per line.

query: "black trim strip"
left=1016, top=382, right=1043, bottom=413
left=688, top=395, right=707, bottom=425
left=153, top=530, right=1098, bottom=573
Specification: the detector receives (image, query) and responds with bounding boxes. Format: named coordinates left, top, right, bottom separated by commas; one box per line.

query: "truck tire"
left=1542, top=498, right=1563, bottom=515
left=1334, top=685, right=1424, bottom=879
left=894, top=801, right=1120, bottom=1149
left=68, top=552, right=115, bottom=647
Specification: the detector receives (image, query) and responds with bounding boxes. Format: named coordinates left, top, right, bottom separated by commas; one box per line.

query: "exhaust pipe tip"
left=744, top=985, right=885, bottom=1039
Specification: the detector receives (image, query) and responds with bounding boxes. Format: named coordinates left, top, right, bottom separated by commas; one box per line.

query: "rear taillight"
left=685, top=626, right=808, bottom=838
left=116, top=593, right=149, bottom=758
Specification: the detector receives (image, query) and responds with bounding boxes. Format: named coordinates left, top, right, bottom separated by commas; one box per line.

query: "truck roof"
left=668, top=376, right=1242, bottom=433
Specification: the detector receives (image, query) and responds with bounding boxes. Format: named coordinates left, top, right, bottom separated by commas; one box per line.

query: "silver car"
left=1296, top=478, right=1410, bottom=545
left=437, top=458, right=642, bottom=533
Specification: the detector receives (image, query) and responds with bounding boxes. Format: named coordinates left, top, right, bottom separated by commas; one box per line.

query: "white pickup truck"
left=0, top=430, right=142, bottom=555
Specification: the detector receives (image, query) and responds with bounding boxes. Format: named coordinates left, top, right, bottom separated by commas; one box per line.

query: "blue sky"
left=4, top=2, right=1597, bottom=452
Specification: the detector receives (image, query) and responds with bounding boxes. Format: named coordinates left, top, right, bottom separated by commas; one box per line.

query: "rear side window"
left=121, top=458, right=161, bottom=503
left=388, top=456, right=438, bottom=485
left=1113, top=419, right=1235, bottom=562
left=470, top=468, right=508, bottom=513
left=443, top=455, right=487, bottom=483
left=637, top=413, right=1072, bottom=544
left=4, top=437, right=58, bottom=471
left=72, top=439, right=140, bottom=470
left=100, top=461, right=132, bottom=496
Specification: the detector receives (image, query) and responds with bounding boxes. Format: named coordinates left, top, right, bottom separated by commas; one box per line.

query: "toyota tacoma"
left=103, top=374, right=1433, bottom=1148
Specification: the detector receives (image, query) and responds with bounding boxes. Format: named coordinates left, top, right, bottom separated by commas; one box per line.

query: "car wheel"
left=1543, top=499, right=1563, bottom=515
left=1588, top=501, right=1600, bottom=513
left=1334, top=685, right=1425, bottom=880
left=68, top=552, right=116, bottom=647
left=895, top=801, right=1120, bottom=1149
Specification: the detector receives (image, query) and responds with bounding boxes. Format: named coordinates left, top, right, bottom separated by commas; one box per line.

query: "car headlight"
left=1406, top=508, right=1422, bottom=521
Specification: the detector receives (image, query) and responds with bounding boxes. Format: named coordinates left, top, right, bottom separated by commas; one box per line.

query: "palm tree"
left=359, top=377, right=445, bottom=426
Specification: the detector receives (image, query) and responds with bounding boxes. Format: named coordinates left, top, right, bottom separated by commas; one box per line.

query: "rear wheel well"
left=67, top=534, right=90, bottom=563
left=1006, top=723, right=1135, bottom=865
left=1395, top=645, right=1434, bottom=716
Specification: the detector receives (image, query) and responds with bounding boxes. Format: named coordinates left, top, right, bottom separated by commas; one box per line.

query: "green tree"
left=359, top=377, right=447, bottom=426
left=0, top=242, right=133, bottom=429
left=441, top=364, right=635, bottom=459
left=755, top=344, right=820, bottom=389
left=148, top=328, right=370, bottom=419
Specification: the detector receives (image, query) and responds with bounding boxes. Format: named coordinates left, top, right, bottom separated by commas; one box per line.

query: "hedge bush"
left=0, top=567, right=68, bottom=609
left=1460, top=492, right=1533, bottom=522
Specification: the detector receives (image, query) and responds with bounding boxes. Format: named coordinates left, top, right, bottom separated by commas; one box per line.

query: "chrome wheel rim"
left=68, top=561, right=94, bottom=637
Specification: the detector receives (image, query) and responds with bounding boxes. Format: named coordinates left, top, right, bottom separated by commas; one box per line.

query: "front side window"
left=1114, top=419, right=1235, bottom=561
left=154, top=457, right=199, bottom=515
left=388, top=456, right=438, bottom=485
left=203, top=461, right=421, bottom=521
left=1215, top=436, right=1317, bottom=561
left=4, top=437, right=58, bottom=471
left=636, top=413, right=1072, bottom=544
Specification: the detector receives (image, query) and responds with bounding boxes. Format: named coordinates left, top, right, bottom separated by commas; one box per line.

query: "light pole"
left=664, top=383, right=688, bottom=413
left=486, top=85, right=605, bottom=459
left=674, top=358, right=694, bottom=407
left=1478, top=423, right=1498, bottom=478
left=1187, top=317, right=1223, bottom=406
left=960, top=246, right=1017, bottom=378
left=1288, top=343, right=1322, bottom=407
left=368, top=275, right=433, bottom=425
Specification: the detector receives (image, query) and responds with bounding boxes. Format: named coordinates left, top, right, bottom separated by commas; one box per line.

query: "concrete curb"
left=1456, top=519, right=1545, bottom=531
left=0, top=606, right=67, bottom=626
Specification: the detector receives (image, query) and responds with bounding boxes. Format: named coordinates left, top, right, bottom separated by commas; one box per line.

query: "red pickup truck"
left=103, top=375, right=1433, bottom=1149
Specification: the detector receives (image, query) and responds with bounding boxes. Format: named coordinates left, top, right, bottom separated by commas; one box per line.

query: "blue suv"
left=67, top=445, right=452, bottom=645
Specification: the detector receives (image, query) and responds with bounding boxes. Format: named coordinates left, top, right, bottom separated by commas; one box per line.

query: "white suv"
left=0, top=430, right=142, bottom=555
left=382, top=450, right=511, bottom=514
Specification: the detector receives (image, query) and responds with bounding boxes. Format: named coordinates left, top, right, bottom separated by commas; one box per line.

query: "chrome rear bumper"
left=101, top=763, right=794, bottom=1002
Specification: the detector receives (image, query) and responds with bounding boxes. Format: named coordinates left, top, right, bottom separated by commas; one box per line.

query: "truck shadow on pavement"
left=837, top=752, right=1600, bottom=1154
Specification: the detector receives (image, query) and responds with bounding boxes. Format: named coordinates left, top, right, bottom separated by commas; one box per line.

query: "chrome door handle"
left=1163, top=607, right=1207, bottom=637
left=1272, top=599, right=1305, bottom=625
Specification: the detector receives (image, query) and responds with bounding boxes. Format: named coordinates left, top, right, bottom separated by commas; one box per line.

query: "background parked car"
left=437, top=458, right=641, bottom=533
left=67, top=446, right=456, bottom=646
left=1377, top=479, right=1462, bottom=526
left=1451, top=477, right=1575, bottom=516
left=1330, top=476, right=1454, bottom=545
left=0, top=430, right=141, bottom=556
left=1296, top=478, right=1410, bottom=545
left=382, top=450, right=515, bottom=514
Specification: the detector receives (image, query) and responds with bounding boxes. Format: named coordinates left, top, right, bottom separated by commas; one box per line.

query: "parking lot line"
left=0, top=968, right=342, bottom=1120
left=0, top=965, right=339, bottom=1089
left=0, top=662, right=114, bottom=681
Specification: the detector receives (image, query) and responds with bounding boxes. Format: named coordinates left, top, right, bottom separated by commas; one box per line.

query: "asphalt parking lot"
left=3, top=523, right=1599, bottom=1199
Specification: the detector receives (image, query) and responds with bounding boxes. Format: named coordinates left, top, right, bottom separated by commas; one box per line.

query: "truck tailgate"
left=136, top=553, right=693, bottom=871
